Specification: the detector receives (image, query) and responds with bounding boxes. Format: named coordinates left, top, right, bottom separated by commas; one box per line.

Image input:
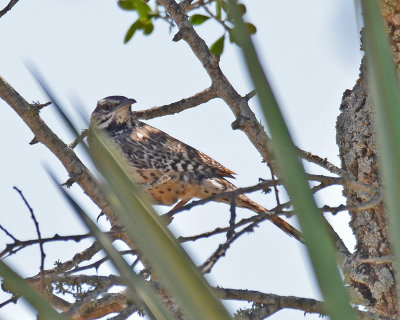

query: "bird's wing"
left=113, top=121, right=236, bottom=178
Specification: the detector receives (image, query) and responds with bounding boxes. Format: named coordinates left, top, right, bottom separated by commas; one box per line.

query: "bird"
left=89, top=95, right=302, bottom=242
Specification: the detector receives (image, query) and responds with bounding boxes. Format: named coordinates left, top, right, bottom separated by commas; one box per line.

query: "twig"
left=0, top=297, right=18, bottom=308
left=31, top=101, right=51, bottom=111
left=321, top=193, right=382, bottom=214
left=69, top=129, right=88, bottom=149
left=13, top=186, right=45, bottom=291
left=0, top=224, right=18, bottom=242
left=244, top=89, right=256, bottom=101
left=227, top=196, right=237, bottom=239
left=178, top=213, right=268, bottom=242
left=65, top=250, right=136, bottom=274
left=268, top=166, right=281, bottom=207
left=0, top=0, right=20, bottom=18
left=201, top=220, right=261, bottom=273
left=0, top=232, right=94, bottom=258
left=307, top=173, right=377, bottom=196
left=297, top=148, right=353, bottom=178
left=215, top=287, right=325, bottom=316
left=134, top=86, right=217, bottom=120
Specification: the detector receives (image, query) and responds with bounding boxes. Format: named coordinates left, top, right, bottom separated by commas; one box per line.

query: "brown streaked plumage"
left=90, top=96, right=303, bottom=241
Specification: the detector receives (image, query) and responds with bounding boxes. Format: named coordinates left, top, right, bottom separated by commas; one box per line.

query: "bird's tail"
left=236, top=193, right=304, bottom=243
left=207, top=178, right=304, bottom=243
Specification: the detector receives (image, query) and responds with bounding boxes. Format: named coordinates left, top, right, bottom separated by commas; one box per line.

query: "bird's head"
left=90, top=96, right=136, bottom=129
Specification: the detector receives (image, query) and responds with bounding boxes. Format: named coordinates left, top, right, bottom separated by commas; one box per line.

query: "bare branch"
left=134, top=86, right=217, bottom=120
left=65, top=250, right=136, bottom=275
left=215, top=287, right=324, bottom=316
left=201, top=220, right=261, bottom=273
left=0, top=0, right=20, bottom=18
left=0, top=224, right=18, bottom=242
left=0, top=75, right=119, bottom=225
left=0, top=297, right=17, bottom=309
left=0, top=232, right=92, bottom=258
left=13, top=186, right=46, bottom=291
left=244, top=89, right=256, bottom=101
left=178, top=213, right=267, bottom=242
left=298, top=148, right=353, bottom=178
left=69, top=129, right=89, bottom=149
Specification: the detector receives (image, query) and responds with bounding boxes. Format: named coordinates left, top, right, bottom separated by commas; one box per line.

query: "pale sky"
left=0, top=1, right=361, bottom=319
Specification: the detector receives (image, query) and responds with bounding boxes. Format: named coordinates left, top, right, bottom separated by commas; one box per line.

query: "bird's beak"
left=116, top=98, right=136, bottom=111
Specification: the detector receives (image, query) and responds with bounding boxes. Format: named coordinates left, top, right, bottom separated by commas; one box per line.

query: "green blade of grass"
left=87, top=128, right=232, bottom=320
left=48, top=170, right=174, bottom=320
left=227, top=1, right=356, bottom=319
left=0, top=261, right=67, bottom=320
left=362, top=0, right=400, bottom=301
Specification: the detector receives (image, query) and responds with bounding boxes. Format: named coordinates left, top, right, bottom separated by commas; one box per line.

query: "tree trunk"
left=336, top=2, right=400, bottom=318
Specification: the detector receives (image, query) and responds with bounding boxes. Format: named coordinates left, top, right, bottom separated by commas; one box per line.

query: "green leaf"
left=210, top=35, right=225, bottom=56
left=133, top=0, right=151, bottom=19
left=118, top=0, right=136, bottom=10
left=189, top=14, right=210, bottom=25
left=226, top=1, right=357, bottom=320
left=124, top=19, right=143, bottom=43
left=238, top=3, right=246, bottom=15
left=143, top=21, right=154, bottom=35
left=245, top=22, right=256, bottom=34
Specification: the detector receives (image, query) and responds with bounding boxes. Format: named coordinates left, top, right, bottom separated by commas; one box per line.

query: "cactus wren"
left=90, top=96, right=302, bottom=241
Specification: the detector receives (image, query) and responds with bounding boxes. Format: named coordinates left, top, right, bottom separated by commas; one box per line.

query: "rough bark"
left=336, top=1, right=400, bottom=318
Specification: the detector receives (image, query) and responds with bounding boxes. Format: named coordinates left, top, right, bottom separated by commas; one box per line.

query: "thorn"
left=37, top=101, right=52, bottom=110
left=231, top=115, right=250, bottom=130
left=30, top=101, right=51, bottom=111
left=96, top=211, right=107, bottom=222
left=29, top=136, right=39, bottom=145
left=61, top=178, right=75, bottom=188
left=244, top=89, right=256, bottom=101
left=172, top=29, right=184, bottom=42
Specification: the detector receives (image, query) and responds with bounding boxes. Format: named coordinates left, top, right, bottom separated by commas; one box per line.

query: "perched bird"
left=90, top=96, right=302, bottom=241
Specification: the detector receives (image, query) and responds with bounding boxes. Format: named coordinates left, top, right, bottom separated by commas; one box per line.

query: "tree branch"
left=134, top=86, right=217, bottom=120
left=0, top=0, right=20, bottom=18
left=158, top=0, right=274, bottom=166
left=0, top=75, right=119, bottom=225
left=13, top=186, right=46, bottom=291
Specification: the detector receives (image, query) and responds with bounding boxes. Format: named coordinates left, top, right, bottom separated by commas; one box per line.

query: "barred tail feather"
left=236, top=194, right=304, bottom=243
left=202, top=178, right=304, bottom=243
